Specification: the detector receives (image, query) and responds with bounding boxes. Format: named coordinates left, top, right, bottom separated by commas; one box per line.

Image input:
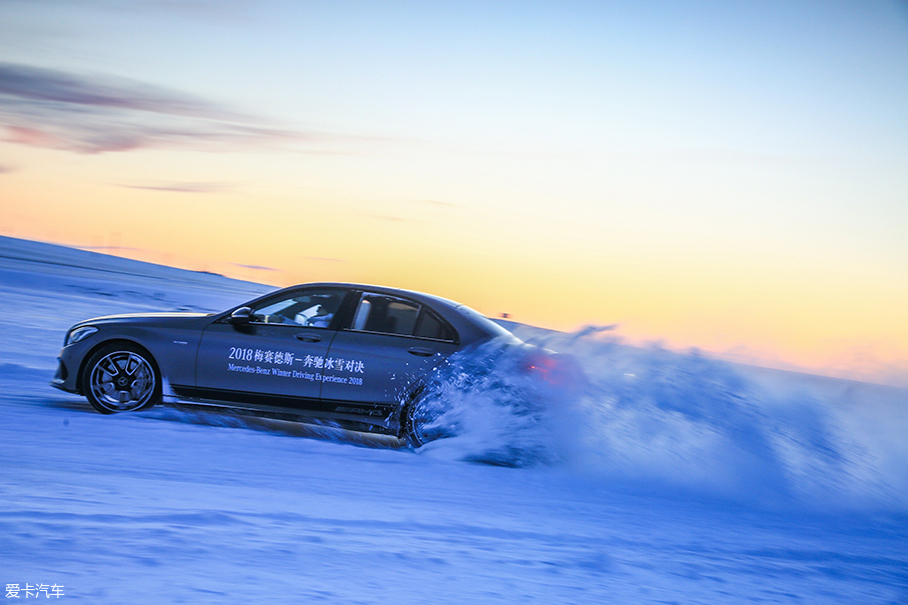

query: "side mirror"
left=227, top=306, right=253, bottom=325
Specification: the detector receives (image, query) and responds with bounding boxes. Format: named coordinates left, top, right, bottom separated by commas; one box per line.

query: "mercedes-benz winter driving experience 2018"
left=52, top=281, right=578, bottom=448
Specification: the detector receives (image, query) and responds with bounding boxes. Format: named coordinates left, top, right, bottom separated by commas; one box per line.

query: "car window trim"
left=341, top=290, right=459, bottom=344
left=218, top=287, right=352, bottom=331
left=413, top=306, right=458, bottom=344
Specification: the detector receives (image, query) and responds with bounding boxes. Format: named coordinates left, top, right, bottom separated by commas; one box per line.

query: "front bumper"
left=50, top=354, right=79, bottom=394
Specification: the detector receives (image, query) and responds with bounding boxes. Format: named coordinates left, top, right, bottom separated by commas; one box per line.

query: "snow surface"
left=1, top=235, right=906, bottom=604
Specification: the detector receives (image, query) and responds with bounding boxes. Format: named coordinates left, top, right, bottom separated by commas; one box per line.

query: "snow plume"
left=410, top=339, right=566, bottom=467
left=417, top=328, right=907, bottom=511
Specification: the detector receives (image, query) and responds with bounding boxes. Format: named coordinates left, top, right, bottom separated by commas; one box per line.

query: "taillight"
left=523, top=352, right=571, bottom=386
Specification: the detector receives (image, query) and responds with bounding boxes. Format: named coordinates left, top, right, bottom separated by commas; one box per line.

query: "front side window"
left=251, top=289, right=346, bottom=328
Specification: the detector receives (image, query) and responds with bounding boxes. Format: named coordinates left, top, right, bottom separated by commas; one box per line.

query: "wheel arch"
left=75, top=338, right=161, bottom=395
left=397, top=382, right=426, bottom=439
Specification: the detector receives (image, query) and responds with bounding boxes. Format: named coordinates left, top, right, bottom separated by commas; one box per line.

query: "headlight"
left=65, top=326, right=98, bottom=346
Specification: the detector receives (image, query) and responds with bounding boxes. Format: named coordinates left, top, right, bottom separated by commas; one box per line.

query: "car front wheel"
left=83, top=343, right=160, bottom=414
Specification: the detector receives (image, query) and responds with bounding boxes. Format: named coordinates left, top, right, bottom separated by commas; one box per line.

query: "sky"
left=0, top=0, right=906, bottom=385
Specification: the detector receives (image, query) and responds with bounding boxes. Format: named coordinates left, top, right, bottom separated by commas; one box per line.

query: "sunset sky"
left=1, top=1, right=906, bottom=384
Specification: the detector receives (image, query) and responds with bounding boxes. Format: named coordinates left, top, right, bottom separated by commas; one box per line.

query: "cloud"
left=0, top=164, right=14, bottom=174
left=141, top=0, right=253, bottom=22
left=6, top=125, right=58, bottom=146
left=0, top=62, right=228, bottom=117
left=230, top=263, right=279, bottom=272
left=364, top=213, right=411, bottom=223
left=78, top=245, right=149, bottom=253
left=305, top=256, right=346, bottom=263
left=118, top=181, right=231, bottom=193
left=415, top=199, right=458, bottom=208
left=229, top=257, right=347, bottom=271
left=0, top=63, right=309, bottom=153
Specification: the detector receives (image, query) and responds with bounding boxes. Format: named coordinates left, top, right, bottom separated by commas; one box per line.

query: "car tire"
left=403, top=399, right=428, bottom=448
left=82, top=342, right=161, bottom=414
left=403, top=391, right=450, bottom=448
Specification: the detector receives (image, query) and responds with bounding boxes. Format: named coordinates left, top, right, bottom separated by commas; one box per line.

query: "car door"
left=194, top=287, right=349, bottom=411
left=319, top=291, right=459, bottom=414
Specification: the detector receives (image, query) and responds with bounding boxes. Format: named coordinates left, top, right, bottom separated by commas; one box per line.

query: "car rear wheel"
left=403, top=392, right=452, bottom=448
left=83, top=343, right=160, bottom=414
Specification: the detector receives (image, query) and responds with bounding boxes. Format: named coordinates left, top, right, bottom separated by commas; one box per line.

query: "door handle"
left=295, top=333, right=323, bottom=343
left=407, top=347, right=436, bottom=357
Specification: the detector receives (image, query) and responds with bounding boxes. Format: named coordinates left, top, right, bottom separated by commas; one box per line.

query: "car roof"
left=276, top=282, right=512, bottom=343
left=301, top=282, right=462, bottom=310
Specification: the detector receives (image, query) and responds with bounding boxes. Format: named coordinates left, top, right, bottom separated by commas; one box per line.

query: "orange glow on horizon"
left=1, top=128, right=906, bottom=388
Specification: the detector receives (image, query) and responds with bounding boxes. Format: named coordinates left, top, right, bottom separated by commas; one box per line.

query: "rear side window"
left=351, top=293, right=455, bottom=342
left=352, top=294, right=418, bottom=335
left=414, top=309, right=454, bottom=341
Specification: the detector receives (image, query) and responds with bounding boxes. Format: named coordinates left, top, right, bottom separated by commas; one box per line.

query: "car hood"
left=72, top=312, right=213, bottom=329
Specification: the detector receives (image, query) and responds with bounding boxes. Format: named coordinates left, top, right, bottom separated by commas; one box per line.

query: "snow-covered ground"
left=1, top=235, right=906, bottom=604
